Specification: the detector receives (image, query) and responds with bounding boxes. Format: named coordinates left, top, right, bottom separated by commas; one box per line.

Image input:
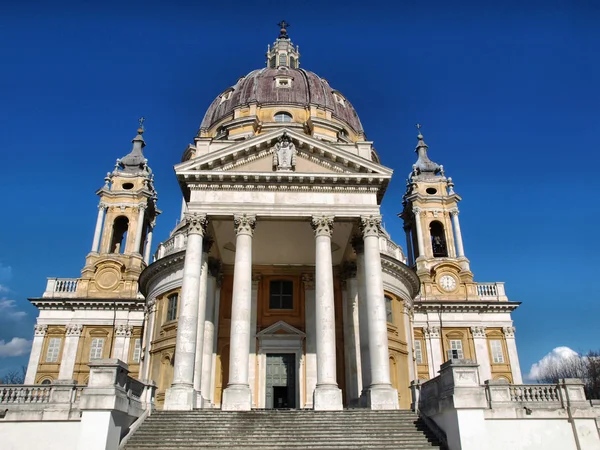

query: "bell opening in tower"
left=430, top=221, right=448, bottom=258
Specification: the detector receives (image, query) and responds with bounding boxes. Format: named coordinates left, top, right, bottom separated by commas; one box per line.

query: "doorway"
left=266, top=353, right=296, bottom=409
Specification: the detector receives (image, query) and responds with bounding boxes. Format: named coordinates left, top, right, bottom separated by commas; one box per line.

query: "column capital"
left=423, top=325, right=440, bottom=339
left=449, top=208, right=459, bottom=216
left=301, top=273, right=315, bottom=290
left=351, top=235, right=364, bottom=254
left=360, top=215, right=382, bottom=238
left=137, top=203, right=148, bottom=212
left=66, top=324, right=83, bottom=337
left=502, top=326, right=516, bottom=338
left=98, top=202, right=108, bottom=210
left=34, top=324, right=48, bottom=337
left=202, top=235, right=214, bottom=254
left=413, top=206, right=422, bottom=216
left=471, top=326, right=487, bottom=338
left=115, top=324, right=134, bottom=337
left=252, top=274, right=262, bottom=288
left=234, top=214, right=256, bottom=236
left=311, top=215, right=334, bottom=237
left=186, top=213, right=208, bottom=236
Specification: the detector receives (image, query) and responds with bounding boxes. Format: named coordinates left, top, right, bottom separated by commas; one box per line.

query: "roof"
left=200, top=68, right=364, bottom=134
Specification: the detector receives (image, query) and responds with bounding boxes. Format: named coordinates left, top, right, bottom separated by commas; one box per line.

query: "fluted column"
left=503, top=326, right=523, bottom=384
left=164, top=213, right=207, bottom=410
left=193, top=237, right=213, bottom=405
left=413, top=207, right=425, bottom=259
left=353, top=237, right=371, bottom=406
left=360, top=215, right=398, bottom=409
left=133, top=204, right=147, bottom=254
left=24, top=324, right=48, bottom=384
left=91, top=203, right=106, bottom=253
left=58, top=324, right=82, bottom=380
left=450, top=208, right=465, bottom=258
left=141, top=299, right=157, bottom=380
left=222, top=214, right=256, bottom=411
left=200, top=259, right=220, bottom=405
left=311, top=216, right=343, bottom=411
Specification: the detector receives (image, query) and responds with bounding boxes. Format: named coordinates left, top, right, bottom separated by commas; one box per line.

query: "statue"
left=272, top=133, right=297, bottom=171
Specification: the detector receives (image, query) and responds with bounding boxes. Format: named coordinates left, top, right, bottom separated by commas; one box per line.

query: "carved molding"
left=115, top=324, right=134, bottom=337
left=234, top=214, right=257, bottom=236
left=360, top=215, right=382, bottom=238
left=471, top=326, right=487, bottom=338
left=186, top=213, right=208, bottom=236
left=423, top=325, right=440, bottom=339
left=311, top=216, right=334, bottom=237
left=503, top=326, right=516, bottom=338
left=66, top=324, right=83, bottom=337
left=34, top=324, right=48, bottom=337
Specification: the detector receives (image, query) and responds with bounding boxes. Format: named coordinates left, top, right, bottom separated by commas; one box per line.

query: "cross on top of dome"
left=266, top=20, right=300, bottom=69
left=278, top=20, right=290, bottom=39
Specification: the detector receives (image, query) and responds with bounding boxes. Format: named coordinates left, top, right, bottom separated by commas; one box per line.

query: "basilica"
left=24, top=24, right=522, bottom=413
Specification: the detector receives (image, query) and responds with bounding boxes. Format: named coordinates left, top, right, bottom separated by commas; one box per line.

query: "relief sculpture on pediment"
left=272, top=133, right=297, bottom=172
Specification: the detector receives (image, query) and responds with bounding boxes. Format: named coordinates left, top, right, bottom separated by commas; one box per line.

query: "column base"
left=221, top=384, right=252, bottom=411
left=365, top=385, right=399, bottom=410
left=164, top=384, right=201, bottom=411
left=313, top=384, right=343, bottom=411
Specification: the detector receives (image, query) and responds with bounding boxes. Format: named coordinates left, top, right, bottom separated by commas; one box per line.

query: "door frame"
left=256, top=321, right=305, bottom=409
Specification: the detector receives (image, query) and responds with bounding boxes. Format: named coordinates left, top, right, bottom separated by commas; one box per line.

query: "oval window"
left=274, top=112, right=292, bottom=123
left=426, top=188, right=437, bottom=195
left=122, top=183, right=134, bottom=190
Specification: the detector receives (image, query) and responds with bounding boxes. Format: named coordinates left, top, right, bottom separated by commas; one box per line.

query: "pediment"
left=256, top=320, right=305, bottom=338
left=175, top=128, right=392, bottom=177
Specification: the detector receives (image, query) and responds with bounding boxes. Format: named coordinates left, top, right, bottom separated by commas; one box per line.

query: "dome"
left=200, top=67, right=364, bottom=135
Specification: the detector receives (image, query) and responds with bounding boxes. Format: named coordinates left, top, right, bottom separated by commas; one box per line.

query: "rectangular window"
left=447, top=339, right=464, bottom=360
left=385, top=296, right=393, bottom=323
left=414, top=340, right=424, bottom=364
left=89, top=338, right=105, bottom=360
left=490, top=339, right=505, bottom=363
left=46, top=337, right=61, bottom=363
left=269, top=280, right=293, bottom=310
left=132, top=338, right=142, bottom=363
left=166, top=294, right=178, bottom=322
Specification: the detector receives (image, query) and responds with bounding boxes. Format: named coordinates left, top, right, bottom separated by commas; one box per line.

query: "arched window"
left=269, top=56, right=276, bottom=68
left=110, top=216, right=129, bottom=253
left=385, top=295, right=393, bottom=323
left=279, top=53, right=287, bottom=66
left=429, top=221, right=448, bottom=257
left=41, top=378, right=52, bottom=385
left=274, top=112, right=292, bottom=123
left=289, top=57, right=296, bottom=68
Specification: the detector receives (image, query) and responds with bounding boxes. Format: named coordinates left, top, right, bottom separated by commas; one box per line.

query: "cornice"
left=28, top=298, right=145, bottom=311
left=380, top=254, right=421, bottom=301
left=414, top=301, right=521, bottom=314
left=138, top=251, right=186, bottom=297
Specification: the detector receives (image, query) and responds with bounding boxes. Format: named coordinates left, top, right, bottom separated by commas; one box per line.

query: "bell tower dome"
left=400, top=126, right=478, bottom=301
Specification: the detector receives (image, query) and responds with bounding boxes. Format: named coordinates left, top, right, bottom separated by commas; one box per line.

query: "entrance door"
left=265, top=353, right=295, bottom=409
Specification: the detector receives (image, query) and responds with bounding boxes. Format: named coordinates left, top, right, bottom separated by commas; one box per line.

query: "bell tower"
left=78, top=121, right=160, bottom=299
left=400, top=127, right=478, bottom=301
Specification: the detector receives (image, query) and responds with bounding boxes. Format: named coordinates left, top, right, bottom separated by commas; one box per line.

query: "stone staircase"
left=124, top=409, right=443, bottom=449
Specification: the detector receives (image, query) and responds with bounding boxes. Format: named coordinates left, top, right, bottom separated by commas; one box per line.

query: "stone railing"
left=0, top=381, right=84, bottom=420
left=43, top=277, right=80, bottom=298
left=379, top=235, right=406, bottom=263
left=509, top=384, right=560, bottom=403
left=153, top=231, right=187, bottom=262
left=476, top=282, right=508, bottom=301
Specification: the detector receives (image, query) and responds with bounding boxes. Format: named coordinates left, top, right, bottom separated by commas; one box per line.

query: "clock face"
left=439, top=275, right=457, bottom=292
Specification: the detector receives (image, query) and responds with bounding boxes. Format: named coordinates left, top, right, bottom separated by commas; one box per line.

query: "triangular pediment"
left=175, top=128, right=392, bottom=177
left=256, top=320, right=306, bottom=338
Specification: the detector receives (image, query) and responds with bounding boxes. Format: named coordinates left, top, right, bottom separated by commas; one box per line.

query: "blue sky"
left=0, top=1, right=598, bottom=380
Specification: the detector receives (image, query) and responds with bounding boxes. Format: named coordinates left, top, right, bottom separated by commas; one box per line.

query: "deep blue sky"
left=1, top=1, right=598, bottom=380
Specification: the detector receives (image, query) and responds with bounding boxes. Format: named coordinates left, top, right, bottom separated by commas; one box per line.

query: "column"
left=353, top=237, right=371, bottom=405
left=360, top=215, right=398, bottom=409
left=193, top=237, right=212, bottom=405
left=112, top=324, right=133, bottom=361
left=413, top=207, right=425, bottom=259
left=341, top=263, right=362, bottom=406
left=424, top=326, right=442, bottom=378
left=91, top=203, right=106, bottom=253
left=143, top=226, right=154, bottom=264
left=58, top=324, right=83, bottom=380
left=200, top=262, right=218, bottom=405
left=222, top=214, right=256, bottom=411
left=248, top=274, right=261, bottom=407
left=311, top=216, right=343, bottom=411
left=24, top=324, right=47, bottom=384
left=403, top=308, right=416, bottom=382
left=404, top=226, right=414, bottom=266
left=471, top=326, right=491, bottom=382
left=503, top=326, right=523, bottom=384
left=164, top=213, right=207, bottom=411
left=210, top=277, right=222, bottom=402
left=141, top=299, right=157, bottom=380
left=303, top=273, right=317, bottom=408
left=450, top=208, right=465, bottom=258
left=133, top=204, right=147, bottom=255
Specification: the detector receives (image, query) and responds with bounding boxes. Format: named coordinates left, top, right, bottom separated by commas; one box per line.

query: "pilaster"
left=24, top=324, right=48, bottom=384
left=58, top=324, right=82, bottom=380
